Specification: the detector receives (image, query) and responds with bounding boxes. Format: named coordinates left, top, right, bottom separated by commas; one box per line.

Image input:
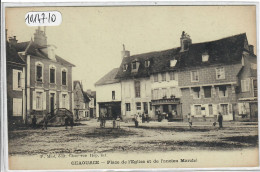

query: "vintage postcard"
left=3, top=4, right=259, bottom=170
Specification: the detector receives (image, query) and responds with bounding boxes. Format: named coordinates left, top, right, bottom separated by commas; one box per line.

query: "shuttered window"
left=191, top=71, right=199, bottom=82
left=241, top=78, right=250, bottom=92
left=13, top=69, right=23, bottom=90
left=125, top=103, right=131, bottom=111
left=135, top=81, right=141, bottom=98
left=33, top=91, right=46, bottom=110
left=13, top=98, right=22, bottom=116
left=154, top=74, right=158, bottom=82
left=161, top=73, right=166, bottom=81
left=136, top=102, right=141, bottom=110
left=204, top=86, right=212, bottom=98
left=194, top=105, right=202, bottom=115
left=216, top=67, right=225, bottom=79
left=170, top=72, right=175, bottom=80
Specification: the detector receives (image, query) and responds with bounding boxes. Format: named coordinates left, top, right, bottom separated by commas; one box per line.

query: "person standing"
left=32, top=115, right=37, bottom=128
left=218, top=112, right=223, bottom=128
left=188, top=113, right=192, bottom=128
left=42, top=114, right=48, bottom=130
left=65, top=116, right=69, bottom=129
left=70, top=117, right=74, bottom=129
left=116, top=116, right=121, bottom=129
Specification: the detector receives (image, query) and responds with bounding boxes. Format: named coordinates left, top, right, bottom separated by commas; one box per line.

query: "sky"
left=6, top=6, right=256, bottom=90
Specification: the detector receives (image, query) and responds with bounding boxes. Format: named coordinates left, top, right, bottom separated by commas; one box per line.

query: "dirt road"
left=8, top=120, right=258, bottom=155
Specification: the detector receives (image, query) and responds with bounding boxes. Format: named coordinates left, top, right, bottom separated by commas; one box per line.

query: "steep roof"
left=95, top=68, right=120, bottom=86
left=6, top=41, right=26, bottom=65
left=13, top=41, right=75, bottom=67
left=74, top=81, right=91, bottom=102
left=116, top=33, right=250, bottom=79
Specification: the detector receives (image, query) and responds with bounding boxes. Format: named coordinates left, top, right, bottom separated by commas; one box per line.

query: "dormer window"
left=131, top=60, right=140, bottom=72
left=145, top=60, right=150, bottom=67
left=123, top=64, right=128, bottom=71
left=202, top=52, right=209, bottom=62
left=132, top=61, right=137, bottom=69
left=170, top=60, right=177, bottom=67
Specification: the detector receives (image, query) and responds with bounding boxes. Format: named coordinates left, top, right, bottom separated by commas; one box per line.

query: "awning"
left=152, top=98, right=180, bottom=105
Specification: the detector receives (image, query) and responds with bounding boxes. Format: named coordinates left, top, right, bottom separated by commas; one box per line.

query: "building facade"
left=6, top=40, right=26, bottom=124
left=96, top=32, right=257, bottom=122
left=7, top=27, right=75, bottom=123
left=73, top=81, right=91, bottom=119
left=95, top=68, right=121, bottom=119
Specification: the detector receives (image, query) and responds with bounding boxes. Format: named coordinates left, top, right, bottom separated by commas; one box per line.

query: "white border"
left=1, top=1, right=259, bottom=172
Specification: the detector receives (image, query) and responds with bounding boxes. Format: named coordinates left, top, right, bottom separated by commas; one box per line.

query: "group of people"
left=99, top=115, right=121, bottom=129
left=187, top=112, right=224, bottom=129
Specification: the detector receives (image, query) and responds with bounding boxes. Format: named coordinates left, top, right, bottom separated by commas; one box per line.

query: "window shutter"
left=228, top=104, right=232, bottom=114
left=66, top=94, right=70, bottom=110
left=13, top=99, right=17, bottom=116
left=246, top=78, right=250, bottom=92
left=190, top=105, right=194, bottom=116
left=238, top=103, right=242, bottom=114
left=212, top=104, right=217, bottom=116
left=17, top=99, right=22, bottom=116
left=175, top=73, right=178, bottom=81
left=13, top=70, right=18, bottom=90
left=59, top=93, right=62, bottom=108
left=42, top=92, right=46, bottom=110
left=245, top=103, right=250, bottom=113
left=32, top=91, right=36, bottom=110
left=205, top=104, right=209, bottom=116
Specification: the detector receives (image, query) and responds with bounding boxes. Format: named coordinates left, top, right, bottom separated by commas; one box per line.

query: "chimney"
left=9, top=36, right=18, bottom=46
left=34, top=27, right=47, bottom=46
left=249, top=45, right=254, bottom=54
left=180, top=31, right=192, bottom=52
left=121, top=44, right=130, bottom=59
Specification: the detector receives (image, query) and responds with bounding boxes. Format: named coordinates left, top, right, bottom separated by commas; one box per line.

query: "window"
left=170, top=60, right=177, bottom=67
left=241, top=78, right=250, bottom=92
left=162, top=88, right=167, bottom=98
left=192, top=87, right=200, bottom=99
left=36, top=92, right=43, bottom=109
left=209, top=104, right=213, bottom=115
left=153, top=89, right=159, bottom=99
left=132, top=62, right=137, bottom=70
left=126, top=103, right=131, bottom=111
left=202, top=53, right=209, bottom=62
left=13, top=69, right=22, bottom=90
left=154, top=74, right=158, bottom=82
left=112, top=91, right=115, bottom=100
left=191, top=71, right=199, bottom=82
left=136, top=102, right=141, bottom=110
left=145, top=60, right=150, bottom=67
left=170, top=87, right=176, bottom=97
left=216, top=67, right=225, bottom=79
left=149, top=102, right=152, bottom=110
left=194, top=105, right=201, bottom=115
left=204, top=86, right=212, bottom=98
left=13, top=98, right=22, bottom=116
left=135, top=81, right=141, bottom=98
left=62, top=69, right=67, bottom=85
left=50, top=67, right=55, bottom=83
left=36, top=64, right=43, bottom=82
left=62, top=94, right=67, bottom=108
left=170, top=72, right=175, bottom=80
left=219, top=86, right=228, bottom=97
left=161, top=73, right=166, bottom=81
left=123, top=64, right=128, bottom=71
left=220, top=104, right=228, bottom=115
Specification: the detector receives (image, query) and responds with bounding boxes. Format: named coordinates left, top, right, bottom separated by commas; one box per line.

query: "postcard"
left=3, top=4, right=258, bottom=170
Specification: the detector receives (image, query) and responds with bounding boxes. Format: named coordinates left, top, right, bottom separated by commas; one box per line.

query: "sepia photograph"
left=3, top=4, right=258, bottom=170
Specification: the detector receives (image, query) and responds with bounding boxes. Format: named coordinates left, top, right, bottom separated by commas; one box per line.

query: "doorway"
left=50, top=93, right=55, bottom=115
left=143, top=102, right=148, bottom=114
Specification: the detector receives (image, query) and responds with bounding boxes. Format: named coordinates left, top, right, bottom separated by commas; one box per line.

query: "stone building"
left=97, top=32, right=257, bottom=121
left=7, top=27, right=75, bottom=123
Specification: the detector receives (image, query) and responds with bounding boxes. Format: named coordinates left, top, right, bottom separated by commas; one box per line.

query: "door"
left=143, top=102, right=148, bottom=114
left=50, top=93, right=55, bottom=115
left=163, top=105, right=169, bottom=113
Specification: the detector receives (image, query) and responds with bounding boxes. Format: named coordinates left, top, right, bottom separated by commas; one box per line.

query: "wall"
left=121, top=78, right=152, bottom=120
left=28, top=56, right=73, bottom=117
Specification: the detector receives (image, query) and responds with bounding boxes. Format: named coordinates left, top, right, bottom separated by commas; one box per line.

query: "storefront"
left=152, top=98, right=182, bottom=121
left=238, top=97, right=258, bottom=121
left=98, top=101, right=121, bottom=120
